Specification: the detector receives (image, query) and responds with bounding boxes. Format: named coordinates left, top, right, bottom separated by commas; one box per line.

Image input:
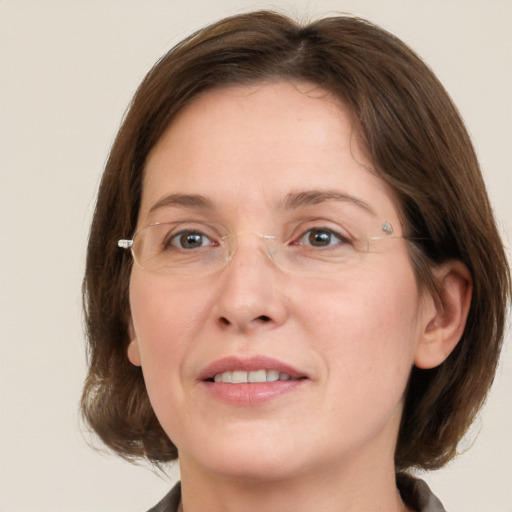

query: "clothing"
left=146, top=474, right=446, bottom=512
left=396, top=473, right=446, bottom=512
left=147, top=482, right=181, bottom=512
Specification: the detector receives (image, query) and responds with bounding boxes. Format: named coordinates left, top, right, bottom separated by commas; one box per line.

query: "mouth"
left=198, top=355, right=308, bottom=404
left=199, top=355, right=307, bottom=382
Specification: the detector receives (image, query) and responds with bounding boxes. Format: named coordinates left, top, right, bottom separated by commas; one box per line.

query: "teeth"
left=266, top=370, right=279, bottom=382
left=212, top=369, right=294, bottom=383
left=232, top=370, right=247, bottom=383
left=248, top=369, right=266, bottom=383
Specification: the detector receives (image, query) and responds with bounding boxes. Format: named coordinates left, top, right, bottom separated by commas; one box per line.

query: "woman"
left=81, top=11, right=510, bottom=512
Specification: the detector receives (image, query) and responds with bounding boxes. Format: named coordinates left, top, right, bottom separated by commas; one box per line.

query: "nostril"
left=217, top=314, right=272, bottom=329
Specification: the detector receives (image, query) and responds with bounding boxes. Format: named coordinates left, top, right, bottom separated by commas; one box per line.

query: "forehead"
left=139, top=81, right=397, bottom=223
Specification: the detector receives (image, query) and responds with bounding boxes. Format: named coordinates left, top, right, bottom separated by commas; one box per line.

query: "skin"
left=127, top=82, right=471, bottom=512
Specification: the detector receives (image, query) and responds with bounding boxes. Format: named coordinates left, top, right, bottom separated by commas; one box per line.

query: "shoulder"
left=397, top=473, right=447, bottom=512
left=146, top=482, right=181, bottom=512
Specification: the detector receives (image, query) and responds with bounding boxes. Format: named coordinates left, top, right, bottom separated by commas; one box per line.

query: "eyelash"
left=293, top=227, right=350, bottom=248
left=164, top=226, right=351, bottom=250
left=164, top=230, right=217, bottom=250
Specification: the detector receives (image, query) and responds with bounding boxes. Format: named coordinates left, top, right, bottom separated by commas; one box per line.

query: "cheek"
left=301, top=259, right=422, bottom=395
left=130, top=272, right=206, bottom=347
left=128, top=271, right=213, bottom=394
left=128, top=271, right=221, bottom=443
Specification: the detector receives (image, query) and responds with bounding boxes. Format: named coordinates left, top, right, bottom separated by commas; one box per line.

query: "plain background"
left=1, top=1, right=510, bottom=511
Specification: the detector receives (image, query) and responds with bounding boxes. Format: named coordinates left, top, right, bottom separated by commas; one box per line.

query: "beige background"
left=1, top=1, right=510, bottom=511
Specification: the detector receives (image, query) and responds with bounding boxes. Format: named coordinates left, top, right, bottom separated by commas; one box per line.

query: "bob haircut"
left=81, top=11, right=510, bottom=471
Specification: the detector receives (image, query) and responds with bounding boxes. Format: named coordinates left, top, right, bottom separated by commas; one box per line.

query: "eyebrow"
left=148, top=193, right=215, bottom=213
left=281, top=190, right=377, bottom=215
left=148, top=190, right=376, bottom=216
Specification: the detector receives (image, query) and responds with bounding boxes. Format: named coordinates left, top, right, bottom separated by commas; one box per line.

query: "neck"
left=178, top=454, right=410, bottom=512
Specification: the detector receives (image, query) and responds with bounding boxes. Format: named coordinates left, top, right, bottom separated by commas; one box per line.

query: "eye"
left=296, top=227, right=348, bottom=247
left=167, top=230, right=215, bottom=250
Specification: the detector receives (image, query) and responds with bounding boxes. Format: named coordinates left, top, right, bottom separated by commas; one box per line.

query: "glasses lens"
left=133, top=223, right=227, bottom=275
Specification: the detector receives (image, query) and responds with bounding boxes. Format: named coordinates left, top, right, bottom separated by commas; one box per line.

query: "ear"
left=414, top=261, right=472, bottom=369
left=127, top=320, right=142, bottom=367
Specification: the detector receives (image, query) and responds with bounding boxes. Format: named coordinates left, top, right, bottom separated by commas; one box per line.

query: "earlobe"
left=127, top=321, right=142, bottom=367
left=414, top=261, right=472, bottom=369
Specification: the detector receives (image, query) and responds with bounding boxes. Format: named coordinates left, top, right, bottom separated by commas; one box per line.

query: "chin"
left=177, top=424, right=311, bottom=483
left=201, top=452, right=304, bottom=483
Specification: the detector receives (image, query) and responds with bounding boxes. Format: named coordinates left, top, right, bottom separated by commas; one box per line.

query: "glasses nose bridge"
left=227, top=231, right=279, bottom=267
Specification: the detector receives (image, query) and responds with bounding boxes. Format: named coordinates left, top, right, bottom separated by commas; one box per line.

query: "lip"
left=198, top=355, right=308, bottom=405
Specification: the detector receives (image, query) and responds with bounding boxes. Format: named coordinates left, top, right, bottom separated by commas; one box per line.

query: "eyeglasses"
left=118, top=215, right=402, bottom=277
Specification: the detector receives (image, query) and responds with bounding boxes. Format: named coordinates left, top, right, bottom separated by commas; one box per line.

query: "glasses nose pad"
left=259, top=234, right=279, bottom=264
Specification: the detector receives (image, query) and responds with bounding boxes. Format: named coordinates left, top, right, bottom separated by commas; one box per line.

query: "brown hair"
left=81, top=11, right=510, bottom=470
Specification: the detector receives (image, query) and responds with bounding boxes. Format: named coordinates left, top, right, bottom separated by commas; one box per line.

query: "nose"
left=213, top=235, right=289, bottom=333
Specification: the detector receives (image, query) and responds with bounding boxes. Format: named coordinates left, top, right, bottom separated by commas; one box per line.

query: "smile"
left=198, top=355, right=308, bottom=405
left=212, top=369, right=295, bottom=383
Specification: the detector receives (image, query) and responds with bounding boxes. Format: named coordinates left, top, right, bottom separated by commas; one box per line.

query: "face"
left=128, top=82, right=429, bottom=483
